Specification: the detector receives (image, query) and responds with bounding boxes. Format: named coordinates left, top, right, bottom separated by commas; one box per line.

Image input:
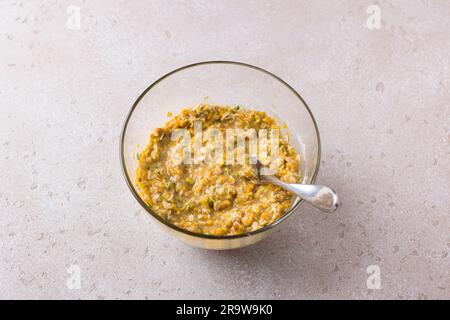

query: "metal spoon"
left=255, top=159, right=339, bottom=213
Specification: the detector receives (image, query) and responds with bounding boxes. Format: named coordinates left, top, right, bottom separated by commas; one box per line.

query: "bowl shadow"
left=188, top=206, right=341, bottom=298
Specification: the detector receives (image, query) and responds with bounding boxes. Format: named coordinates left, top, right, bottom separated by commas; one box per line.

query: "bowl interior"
left=121, top=61, right=320, bottom=236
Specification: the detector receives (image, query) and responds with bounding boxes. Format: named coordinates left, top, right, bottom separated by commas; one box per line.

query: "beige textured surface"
left=1, top=0, right=449, bottom=299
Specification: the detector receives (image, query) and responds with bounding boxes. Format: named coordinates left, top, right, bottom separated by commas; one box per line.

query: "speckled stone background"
left=1, top=0, right=449, bottom=300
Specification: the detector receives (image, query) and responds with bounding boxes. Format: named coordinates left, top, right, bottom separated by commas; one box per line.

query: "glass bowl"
left=120, top=61, right=321, bottom=250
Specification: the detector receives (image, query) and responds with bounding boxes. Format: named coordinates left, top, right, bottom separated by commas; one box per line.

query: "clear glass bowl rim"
left=120, top=60, right=321, bottom=240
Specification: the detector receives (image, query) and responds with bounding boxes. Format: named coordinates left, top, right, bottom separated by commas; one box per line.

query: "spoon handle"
left=263, top=175, right=339, bottom=213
